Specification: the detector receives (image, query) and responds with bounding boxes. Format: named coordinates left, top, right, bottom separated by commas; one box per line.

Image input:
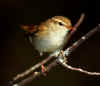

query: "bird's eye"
left=58, top=22, right=63, bottom=26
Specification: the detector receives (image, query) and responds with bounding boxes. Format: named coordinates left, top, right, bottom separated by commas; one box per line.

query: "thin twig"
left=58, top=24, right=100, bottom=75
left=12, top=60, right=58, bottom=86
left=72, top=13, right=85, bottom=31
left=64, top=24, right=100, bottom=55
left=67, top=13, right=85, bottom=41
left=12, top=55, right=53, bottom=82
left=60, top=63, right=100, bottom=75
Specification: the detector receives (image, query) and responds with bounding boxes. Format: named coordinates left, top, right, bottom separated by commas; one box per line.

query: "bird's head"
left=43, top=16, right=72, bottom=32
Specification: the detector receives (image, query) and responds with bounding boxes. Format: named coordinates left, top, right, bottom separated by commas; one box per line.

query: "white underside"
left=31, top=26, right=69, bottom=53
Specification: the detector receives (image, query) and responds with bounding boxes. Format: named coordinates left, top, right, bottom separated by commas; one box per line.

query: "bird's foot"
left=41, top=65, right=47, bottom=76
left=57, top=50, right=67, bottom=64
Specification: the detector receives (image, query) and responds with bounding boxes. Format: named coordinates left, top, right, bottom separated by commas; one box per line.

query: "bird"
left=20, top=16, right=73, bottom=75
left=21, top=16, right=73, bottom=54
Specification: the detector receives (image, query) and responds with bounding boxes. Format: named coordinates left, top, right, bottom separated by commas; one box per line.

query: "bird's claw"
left=57, top=50, right=67, bottom=64
left=41, top=65, right=47, bottom=76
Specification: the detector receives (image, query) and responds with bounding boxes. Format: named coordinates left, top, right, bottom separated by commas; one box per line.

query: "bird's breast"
left=31, top=29, right=69, bottom=53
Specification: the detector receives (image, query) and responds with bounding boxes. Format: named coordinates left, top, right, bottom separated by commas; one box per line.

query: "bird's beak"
left=66, top=26, right=72, bottom=31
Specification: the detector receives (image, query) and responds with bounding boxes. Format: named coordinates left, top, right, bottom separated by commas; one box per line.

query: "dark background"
left=0, top=0, right=100, bottom=86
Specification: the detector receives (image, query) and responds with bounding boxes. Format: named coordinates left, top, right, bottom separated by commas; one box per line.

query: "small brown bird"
left=21, top=16, right=73, bottom=75
left=21, top=16, right=73, bottom=54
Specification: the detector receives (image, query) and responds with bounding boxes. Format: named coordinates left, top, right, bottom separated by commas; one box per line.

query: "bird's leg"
left=57, top=50, right=68, bottom=64
left=39, top=52, right=47, bottom=76
left=40, top=65, right=47, bottom=76
left=40, top=50, right=65, bottom=76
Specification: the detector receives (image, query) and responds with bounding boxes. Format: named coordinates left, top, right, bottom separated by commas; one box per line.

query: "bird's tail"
left=20, top=24, right=38, bottom=34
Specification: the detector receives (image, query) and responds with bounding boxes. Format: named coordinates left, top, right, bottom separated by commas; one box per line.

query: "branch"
left=67, top=13, right=85, bottom=41
left=64, top=24, right=100, bottom=55
left=9, top=14, right=100, bottom=86
left=12, top=55, right=54, bottom=81
left=59, top=63, right=100, bottom=75
left=57, top=24, right=100, bottom=75
left=10, top=24, right=100, bottom=86
left=72, top=13, right=85, bottom=31
left=12, top=60, right=58, bottom=86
